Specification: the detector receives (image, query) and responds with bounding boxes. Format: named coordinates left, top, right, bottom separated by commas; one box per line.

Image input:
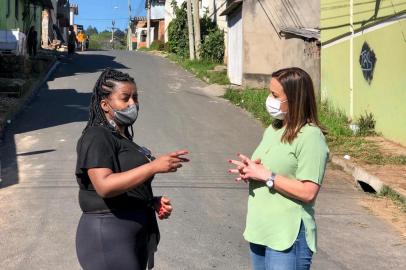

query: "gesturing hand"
left=228, top=153, right=271, bottom=183
left=154, top=196, right=173, bottom=220
left=152, top=150, right=189, bottom=174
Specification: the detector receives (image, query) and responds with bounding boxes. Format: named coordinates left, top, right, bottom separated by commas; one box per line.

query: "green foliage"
left=168, top=2, right=224, bottom=62
left=168, top=54, right=229, bottom=85
left=163, top=42, right=170, bottom=52
left=150, top=40, right=165, bottom=51
left=379, top=186, right=406, bottom=212
left=87, top=29, right=126, bottom=50
left=167, top=2, right=190, bottom=58
left=223, top=88, right=273, bottom=126
left=86, top=25, right=98, bottom=36
left=319, top=102, right=352, bottom=137
left=200, top=11, right=217, bottom=38
left=357, top=111, right=376, bottom=136
left=222, top=91, right=406, bottom=165
left=200, top=28, right=225, bottom=63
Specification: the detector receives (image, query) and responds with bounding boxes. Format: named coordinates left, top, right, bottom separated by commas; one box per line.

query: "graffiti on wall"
left=359, top=42, right=377, bottom=84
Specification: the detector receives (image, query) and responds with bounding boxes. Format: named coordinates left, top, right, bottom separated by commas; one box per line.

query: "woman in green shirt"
left=228, top=67, right=329, bottom=270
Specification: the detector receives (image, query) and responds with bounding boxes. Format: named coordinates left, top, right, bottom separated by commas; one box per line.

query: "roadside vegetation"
left=138, top=2, right=229, bottom=85
left=223, top=88, right=406, bottom=166
left=85, top=25, right=127, bottom=50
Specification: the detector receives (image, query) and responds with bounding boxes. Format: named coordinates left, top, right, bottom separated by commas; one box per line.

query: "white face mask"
left=265, top=96, right=287, bottom=120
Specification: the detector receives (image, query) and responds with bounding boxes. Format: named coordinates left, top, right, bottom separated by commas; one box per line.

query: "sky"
left=73, top=0, right=147, bottom=32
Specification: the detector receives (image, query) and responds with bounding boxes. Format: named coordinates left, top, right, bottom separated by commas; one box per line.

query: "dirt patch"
left=362, top=164, right=406, bottom=197
left=359, top=196, right=406, bottom=239
left=365, top=136, right=406, bottom=156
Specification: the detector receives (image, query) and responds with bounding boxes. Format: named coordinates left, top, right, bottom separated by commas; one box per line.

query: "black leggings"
left=76, top=211, right=149, bottom=270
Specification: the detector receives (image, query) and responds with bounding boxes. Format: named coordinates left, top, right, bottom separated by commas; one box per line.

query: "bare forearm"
left=95, top=163, right=156, bottom=198
left=255, top=171, right=318, bottom=203
left=273, top=175, right=318, bottom=204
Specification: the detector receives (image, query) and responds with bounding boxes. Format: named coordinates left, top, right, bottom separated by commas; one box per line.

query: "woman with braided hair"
left=75, top=68, right=189, bottom=270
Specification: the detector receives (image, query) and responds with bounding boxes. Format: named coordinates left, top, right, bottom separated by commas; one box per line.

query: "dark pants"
left=76, top=210, right=150, bottom=270
left=68, top=43, right=75, bottom=54
left=28, top=42, right=37, bottom=56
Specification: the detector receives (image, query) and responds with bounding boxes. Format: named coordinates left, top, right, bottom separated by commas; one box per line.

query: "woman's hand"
left=228, top=153, right=272, bottom=182
left=151, top=150, right=189, bottom=174
left=154, top=196, right=173, bottom=220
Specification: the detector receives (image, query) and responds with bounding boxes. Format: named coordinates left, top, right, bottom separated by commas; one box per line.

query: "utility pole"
left=186, top=0, right=195, bottom=60
left=192, top=0, right=201, bottom=59
left=147, top=0, right=151, bottom=48
left=112, top=20, right=116, bottom=50
left=128, top=0, right=132, bottom=51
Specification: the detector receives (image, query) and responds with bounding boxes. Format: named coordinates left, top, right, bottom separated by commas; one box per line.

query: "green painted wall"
left=321, top=0, right=406, bottom=43
left=321, top=0, right=406, bottom=145
left=0, top=0, right=42, bottom=36
left=353, top=23, right=406, bottom=145
left=321, top=41, right=351, bottom=114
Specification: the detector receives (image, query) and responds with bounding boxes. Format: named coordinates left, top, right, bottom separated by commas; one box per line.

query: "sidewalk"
left=0, top=51, right=60, bottom=140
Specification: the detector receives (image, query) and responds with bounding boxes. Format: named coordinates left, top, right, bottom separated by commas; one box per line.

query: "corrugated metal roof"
left=279, top=26, right=320, bottom=41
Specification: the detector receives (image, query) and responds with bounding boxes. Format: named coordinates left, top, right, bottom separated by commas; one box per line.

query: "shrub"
left=168, top=1, right=224, bottom=62
left=357, top=111, right=376, bottom=136
left=200, top=28, right=225, bottom=63
left=168, top=2, right=190, bottom=58
left=150, top=40, right=165, bottom=51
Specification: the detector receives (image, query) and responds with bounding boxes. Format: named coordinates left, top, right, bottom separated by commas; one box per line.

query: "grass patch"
left=166, top=54, right=229, bottom=85
left=379, top=186, right=406, bottom=212
left=222, top=88, right=406, bottom=165
left=137, top=47, right=153, bottom=52
left=223, top=88, right=272, bottom=126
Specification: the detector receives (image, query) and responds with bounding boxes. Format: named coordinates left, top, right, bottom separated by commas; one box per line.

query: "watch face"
left=266, top=180, right=274, bottom=188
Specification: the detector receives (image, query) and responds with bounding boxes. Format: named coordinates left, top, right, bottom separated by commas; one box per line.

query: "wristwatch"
left=266, top=172, right=277, bottom=189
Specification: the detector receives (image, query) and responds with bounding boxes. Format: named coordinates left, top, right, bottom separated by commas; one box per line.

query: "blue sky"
left=74, top=0, right=147, bottom=32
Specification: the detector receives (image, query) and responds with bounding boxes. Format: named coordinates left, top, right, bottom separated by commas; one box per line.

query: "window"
left=141, top=30, right=147, bottom=42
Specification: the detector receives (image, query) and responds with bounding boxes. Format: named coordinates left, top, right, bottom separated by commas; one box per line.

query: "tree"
left=115, top=29, right=125, bottom=39
left=86, top=25, right=98, bottom=36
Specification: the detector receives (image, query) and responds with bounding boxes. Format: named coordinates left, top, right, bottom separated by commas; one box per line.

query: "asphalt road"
left=0, top=51, right=404, bottom=270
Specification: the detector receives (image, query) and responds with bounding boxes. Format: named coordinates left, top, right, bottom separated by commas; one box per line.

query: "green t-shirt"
left=243, top=124, right=329, bottom=252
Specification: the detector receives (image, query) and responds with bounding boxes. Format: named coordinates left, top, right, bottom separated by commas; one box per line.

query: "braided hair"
left=84, top=68, right=136, bottom=139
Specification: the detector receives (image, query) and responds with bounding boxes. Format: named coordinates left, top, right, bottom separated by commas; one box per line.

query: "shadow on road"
left=54, top=52, right=128, bottom=79
left=0, top=52, right=129, bottom=189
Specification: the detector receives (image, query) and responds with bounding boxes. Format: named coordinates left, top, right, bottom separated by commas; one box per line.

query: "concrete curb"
left=331, top=155, right=386, bottom=193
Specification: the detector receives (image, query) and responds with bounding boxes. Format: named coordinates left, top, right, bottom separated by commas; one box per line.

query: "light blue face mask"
left=108, top=103, right=139, bottom=127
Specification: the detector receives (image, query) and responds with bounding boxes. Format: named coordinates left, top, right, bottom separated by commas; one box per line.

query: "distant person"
left=27, top=26, right=38, bottom=57
left=75, top=68, right=189, bottom=270
left=85, top=37, right=89, bottom=50
left=77, top=30, right=86, bottom=51
left=228, top=67, right=329, bottom=270
left=68, top=26, right=77, bottom=54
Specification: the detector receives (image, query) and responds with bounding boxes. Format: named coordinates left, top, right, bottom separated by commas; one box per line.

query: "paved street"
left=0, top=51, right=405, bottom=270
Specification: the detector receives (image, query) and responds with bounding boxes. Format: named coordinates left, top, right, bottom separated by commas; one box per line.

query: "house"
left=129, top=0, right=166, bottom=49
left=147, top=0, right=166, bottom=45
left=130, top=17, right=149, bottom=49
left=0, top=0, right=53, bottom=55
left=41, top=0, right=71, bottom=49
left=220, top=0, right=320, bottom=88
left=321, top=0, right=406, bottom=145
